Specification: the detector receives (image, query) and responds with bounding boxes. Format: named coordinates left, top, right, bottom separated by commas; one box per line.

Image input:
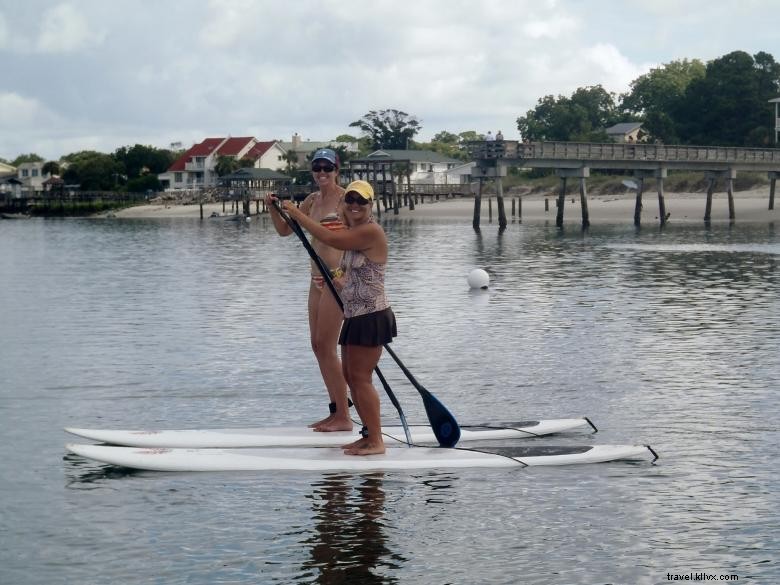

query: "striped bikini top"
left=319, top=212, right=345, bottom=232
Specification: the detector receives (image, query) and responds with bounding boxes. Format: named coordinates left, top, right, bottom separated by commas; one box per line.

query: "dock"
left=467, top=140, right=780, bottom=228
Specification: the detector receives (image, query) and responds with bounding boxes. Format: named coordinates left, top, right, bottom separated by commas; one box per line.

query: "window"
left=32, top=169, right=39, bottom=177
left=174, top=172, right=183, bottom=182
left=22, top=169, right=28, bottom=177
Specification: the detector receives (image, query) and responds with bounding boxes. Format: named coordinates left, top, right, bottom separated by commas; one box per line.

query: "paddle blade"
left=420, top=389, right=461, bottom=447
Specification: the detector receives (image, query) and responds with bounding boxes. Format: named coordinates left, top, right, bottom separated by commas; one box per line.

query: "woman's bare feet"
left=344, top=440, right=385, bottom=456
left=341, top=435, right=368, bottom=450
left=313, top=416, right=353, bottom=432
left=309, top=413, right=334, bottom=429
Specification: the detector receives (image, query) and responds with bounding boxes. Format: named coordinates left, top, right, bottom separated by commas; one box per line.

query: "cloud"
left=36, top=3, right=102, bottom=53
left=581, top=44, right=655, bottom=93
left=522, top=15, right=579, bottom=39
left=1, top=0, right=775, bottom=159
left=0, top=92, right=52, bottom=127
left=0, top=12, right=8, bottom=49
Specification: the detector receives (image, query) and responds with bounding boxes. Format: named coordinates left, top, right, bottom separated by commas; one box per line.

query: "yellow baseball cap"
left=344, top=180, right=374, bottom=201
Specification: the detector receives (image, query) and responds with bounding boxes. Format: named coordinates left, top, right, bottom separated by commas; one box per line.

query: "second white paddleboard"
left=65, top=418, right=595, bottom=448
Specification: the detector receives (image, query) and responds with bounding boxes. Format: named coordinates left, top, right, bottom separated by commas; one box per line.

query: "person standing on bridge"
left=283, top=181, right=396, bottom=456
left=265, top=148, right=351, bottom=433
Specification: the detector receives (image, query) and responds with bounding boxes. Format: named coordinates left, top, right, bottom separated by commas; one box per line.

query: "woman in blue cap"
left=265, top=148, right=351, bottom=432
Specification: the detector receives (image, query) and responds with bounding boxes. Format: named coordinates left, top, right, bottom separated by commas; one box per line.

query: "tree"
left=282, top=150, right=299, bottom=175
left=335, top=134, right=358, bottom=143
left=349, top=109, right=422, bottom=150
left=61, top=150, right=123, bottom=190
left=113, top=144, right=175, bottom=179
left=214, top=155, right=241, bottom=177
left=673, top=50, right=777, bottom=146
left=432, top=131, right=459, bottom=144
left=125, top=174, right=162, bottom=193
left=11, top=153, right=45, bottom=166
left=458, top=131, right=481, bottom=143
left=516, top=85, right=617, bottom=142
left=620, top=59, right=706, bottom=143
left=415, top=130, right=468, bottom=160
left=42, top=161, right=61, bottom=176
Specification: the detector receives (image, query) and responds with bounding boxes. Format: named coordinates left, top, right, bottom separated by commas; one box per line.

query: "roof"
left=218, top=137, right=256, bottom=156
left=0, top=161, right=16, bottom=175
left=167, top=138, right=285, bottom=172
left=168, top=138, right=226, bottom=171
left=0, top=175, right=23, bottom=185
left=606, top=122, right=643, bottom=135
left=361, top=149, right=460, bottom=164
left=244, top=141, right=278, bottom=160
left=279, top=140, right=359, bottom=153
left=218, top=168, right=290, bottom=181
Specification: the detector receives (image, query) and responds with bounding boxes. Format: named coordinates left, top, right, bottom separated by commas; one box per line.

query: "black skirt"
left=339, top=308, right=397, bottom=347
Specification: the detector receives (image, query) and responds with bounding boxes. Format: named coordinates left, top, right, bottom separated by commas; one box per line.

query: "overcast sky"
left=1, top=0, right=777, bottom=161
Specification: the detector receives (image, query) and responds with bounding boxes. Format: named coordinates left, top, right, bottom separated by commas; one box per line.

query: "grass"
left=491, top=170, right=770, bottom=196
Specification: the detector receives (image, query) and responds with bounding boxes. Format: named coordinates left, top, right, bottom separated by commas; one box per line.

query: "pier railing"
left=467, top=140, right=780, bottom=170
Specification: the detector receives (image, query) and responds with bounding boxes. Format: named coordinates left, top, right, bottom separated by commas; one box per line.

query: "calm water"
left=1, top=213, right=778, bottom=584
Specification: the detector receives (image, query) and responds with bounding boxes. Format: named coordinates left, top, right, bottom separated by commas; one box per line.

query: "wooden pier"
left=0, top=191, right=149, bottom=216
left=467, top=140, right=780, bottom=228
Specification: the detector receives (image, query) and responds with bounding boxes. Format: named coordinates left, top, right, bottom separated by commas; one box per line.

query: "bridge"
left=466, top=140, right=780, bottom=228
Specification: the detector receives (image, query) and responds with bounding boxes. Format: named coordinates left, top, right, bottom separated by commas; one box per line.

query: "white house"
left=351, top=149, right=462, bottom=185
left=444, top=161, right=477, bottom=185
left=605, top=122, right=645, bottom=143
left=158, top=137, right=287, bottom=191
left=16, top=162, right=52, bottom=195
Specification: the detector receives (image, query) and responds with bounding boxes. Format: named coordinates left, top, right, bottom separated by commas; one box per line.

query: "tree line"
left=3, top=49, right=777, bottom=191
left=517, top=50, right=780, bottom=146
left=3, top=145, right=178, bottom=192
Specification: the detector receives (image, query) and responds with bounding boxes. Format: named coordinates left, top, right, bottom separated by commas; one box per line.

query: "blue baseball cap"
left=312, top=148, right=339, bottom=166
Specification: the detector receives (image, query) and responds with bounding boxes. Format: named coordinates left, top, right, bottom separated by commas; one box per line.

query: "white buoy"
left=467, top=268, right=490, bottom=289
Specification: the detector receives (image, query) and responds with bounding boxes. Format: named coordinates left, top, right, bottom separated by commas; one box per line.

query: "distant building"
left=606, top=122, right=645, bottom=143
left=0, top=175, right=23, bottom=197
left=16, top=162, right=52, bottom=195
left=278, top=133, right=359, bottom=167
left=157, top=137, right=287, bottom=191
left=349, top=149, right=462, bottom=186
left=217, top=168, right=291, bottom=192
left=444, top=161, right=478, bottom=185
left=0, top=161, right=16, bottom=177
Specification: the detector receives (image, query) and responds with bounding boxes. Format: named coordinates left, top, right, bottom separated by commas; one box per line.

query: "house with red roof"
left=158, top=137, right=287, bottom=191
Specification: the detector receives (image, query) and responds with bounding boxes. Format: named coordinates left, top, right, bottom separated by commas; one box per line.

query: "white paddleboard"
left=64, top=419, right=594, bottom=448
left=65, top=443, right=656, bottom=472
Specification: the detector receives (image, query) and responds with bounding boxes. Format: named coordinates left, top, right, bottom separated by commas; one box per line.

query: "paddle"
left=271, top=198, right=461, bottom=447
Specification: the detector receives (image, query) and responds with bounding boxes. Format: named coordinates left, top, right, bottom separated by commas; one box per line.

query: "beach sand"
left=108, top=188, right=779, bottom=224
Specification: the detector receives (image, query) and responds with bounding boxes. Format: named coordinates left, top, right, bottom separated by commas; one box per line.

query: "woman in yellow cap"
left=265, top=148, right=351, bottom=432
left=283, top=180, right=395, bottom=455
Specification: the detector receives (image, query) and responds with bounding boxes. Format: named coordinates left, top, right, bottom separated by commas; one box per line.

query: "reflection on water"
left=302, top=474, right=403, bottom=585
left=63, top=452, right=141, bottom=488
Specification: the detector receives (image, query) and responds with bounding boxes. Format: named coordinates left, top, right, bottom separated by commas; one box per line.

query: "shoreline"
left=106, top=188, right=779, bottom=224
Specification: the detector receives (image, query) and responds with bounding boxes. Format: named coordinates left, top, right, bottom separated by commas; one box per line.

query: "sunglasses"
left=344, top=193, right=370, bottom=206
left=311, top=163, right=336, bottom=173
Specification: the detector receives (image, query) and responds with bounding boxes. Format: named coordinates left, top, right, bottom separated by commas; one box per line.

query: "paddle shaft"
left=271, top=199, right=413, bottom=446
